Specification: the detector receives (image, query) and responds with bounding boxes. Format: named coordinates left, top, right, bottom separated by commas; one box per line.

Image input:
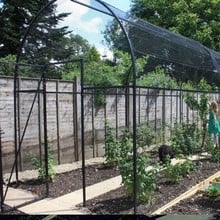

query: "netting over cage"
left=1, top=0, right=220, bottom=214
left=80, top=0, right=220, bottom=83
left=16, top=0, right=220, bottom=84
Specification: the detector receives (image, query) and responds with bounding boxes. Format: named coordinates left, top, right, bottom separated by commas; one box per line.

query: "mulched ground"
left=84, top=159, right=220, bottom=215
left=165, top=191, right=220, bottom=215
left=9, top=164, right=120, bottom=198
left=4, top=153, right=220, bottom=216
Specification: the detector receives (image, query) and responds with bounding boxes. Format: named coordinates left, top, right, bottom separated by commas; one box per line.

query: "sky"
left=56, top=0, right=132, bottom=58
left=0, top=0, right=132, bottom=58
left=2, top=1, right=219, bottom=69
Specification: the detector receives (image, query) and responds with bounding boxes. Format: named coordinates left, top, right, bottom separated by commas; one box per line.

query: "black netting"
left=77, top=0, right=220, bottom=78
left=14, top=0, right=220, bottom=82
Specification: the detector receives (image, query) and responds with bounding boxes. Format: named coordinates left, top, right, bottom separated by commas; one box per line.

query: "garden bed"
left=83, top=159, right=219, bottom=215
left=165, top=191, right=220, bottom=215
left=8, top=156, right=219, bottom=215
left=9, top=150, right=159, bottom=198
left=9, top=164, right=120, bottom=198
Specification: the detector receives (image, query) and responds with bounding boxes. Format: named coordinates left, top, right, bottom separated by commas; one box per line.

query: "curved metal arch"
left=94, top=0, right=138, bottom=214
left=14, top=0, right=138, bottom=214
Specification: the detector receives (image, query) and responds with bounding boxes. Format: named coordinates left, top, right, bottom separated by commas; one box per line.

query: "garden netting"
left=73, top=0, right=220, bottom=83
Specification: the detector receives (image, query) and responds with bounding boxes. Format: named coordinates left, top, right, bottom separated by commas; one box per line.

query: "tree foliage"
left=130, top=0, right=220, bottom=50
left=103, top=19, right=129, bottom=54
left=0, top=0, right=70, bottom=64
left=84, top=50, right=147, bottom=86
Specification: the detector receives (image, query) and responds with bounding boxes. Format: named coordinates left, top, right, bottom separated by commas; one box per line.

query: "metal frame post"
left=0, top=128, right=4, bottom=213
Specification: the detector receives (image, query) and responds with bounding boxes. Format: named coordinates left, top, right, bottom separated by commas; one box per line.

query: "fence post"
left=74, top=76, right=81, bottom=161
left=0, top=127, right=4, bottom=213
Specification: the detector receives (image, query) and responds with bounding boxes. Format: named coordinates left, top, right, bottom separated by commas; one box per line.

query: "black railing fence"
left=0, top=0, right=220, bottom=214
left=1, top=72, right=220, bottom=213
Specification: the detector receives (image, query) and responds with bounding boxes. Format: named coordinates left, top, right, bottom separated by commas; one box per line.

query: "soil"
left=9, top=164, right=120, bottom=198
left=84, top=159, right=220, bottom=215
left=6, top=155, right=220, bottom=216
left=165, top=191, right=220, bottom=215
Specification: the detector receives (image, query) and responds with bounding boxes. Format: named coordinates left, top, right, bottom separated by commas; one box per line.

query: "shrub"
left=204, top=183, right=220, bottom=197
left=170, top=122, right=202, bottom=156
left=104, top=124, right=158, bottom=203
left=118, top=129, right=158, bottom=203
left=164, top=159, right=196, bottom=183
left=136, top=122, right=156, bottom=148
left=104, top=122, right=120, bottom=166
left=29, top=143, right=56, bottom=181
left=208, top=146, right=220, bottom=164
left=119, top=151, right=158, bottom=203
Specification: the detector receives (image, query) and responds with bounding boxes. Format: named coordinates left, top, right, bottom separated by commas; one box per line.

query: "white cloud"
left=56, top=0, right=114, bottom=60
left=56, top=0, right=103, bottom=34
left=97, top=46, right=113, bottom=61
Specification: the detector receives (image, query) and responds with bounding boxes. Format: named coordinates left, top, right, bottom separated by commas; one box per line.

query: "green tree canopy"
left=130, top=0, right=220, bottom=50
left=0, top=0, right=71, bottom=64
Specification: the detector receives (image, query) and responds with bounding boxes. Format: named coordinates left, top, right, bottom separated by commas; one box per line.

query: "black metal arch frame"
left=0, top=0, right=139, bottom=214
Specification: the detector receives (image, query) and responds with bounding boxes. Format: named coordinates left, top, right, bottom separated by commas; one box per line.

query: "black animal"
left=158, top=144, right=175, bottom=164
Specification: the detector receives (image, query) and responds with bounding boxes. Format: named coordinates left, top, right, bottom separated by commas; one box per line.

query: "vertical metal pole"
left=170, top=90, right=173, bottom=138
left=138, top=88, right=141, bottom=124
left=147, top=88, right=149, bottom=122
left=162, top=88, right=166, bottom=143
left=17, top=78, right=22, bottom=171
left=132, top=73, right=137, bottom=215
left=38, top=82, right=42, bottom=163
left=125, top=86, right=129, bottom=127
left=73, top=78, right=79, bottom=161
left=80, top=59, right=86, bottom=206
left=56, top=80, right=61, bottom=164
left=154, top=91, right=157, bottom=133
left=13, top=64, right=19, bottom=183
left=91, top=89, right=95, bottom=158
left=115, top=88, right=118, bottom=139
left=43, top=67, right=49, bottom=196
left=179, top=88, right=182, bottom=123
left=176, top=91, right=178, bottom=123
left=0, top=128, right=4, bottom=213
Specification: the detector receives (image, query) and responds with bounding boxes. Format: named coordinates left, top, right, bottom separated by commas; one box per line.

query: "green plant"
left=170, top=122, right=202, bottom=156
left=104, top=122, right=120, bottom=166
left=118, top=129, right=158, bottom=203
left=184, top=78, right=211, bottom=148
left=104, top=124, right=158, bottom=203
left=137, top=66, right=178, bottom=88
left=0, top=54, right=16, bottom=76
left=136, top=122, right=156, bottom=148
left=204, top=183, right=220, bottom=198
left=164, top=159, right=196, bottom=183
left=119, top=128, right=132, bottom=159
left=29, top=143, right=56, bottom=181
left=119, top=152, right=158, bottom=203
left=207, top=145, right=220, bottom=164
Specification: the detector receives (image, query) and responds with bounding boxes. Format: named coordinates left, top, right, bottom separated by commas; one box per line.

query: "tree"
left=103, top=0, right=220, bottom=85
left=103, top=19, right=129, bottom=54
left=130, top=0, right=220, bottom=50
left=0, top=0, right=71, bottom=64
left=184, top=78, right=211, bottom=148
left=60, top=34, right=101, bottom=80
